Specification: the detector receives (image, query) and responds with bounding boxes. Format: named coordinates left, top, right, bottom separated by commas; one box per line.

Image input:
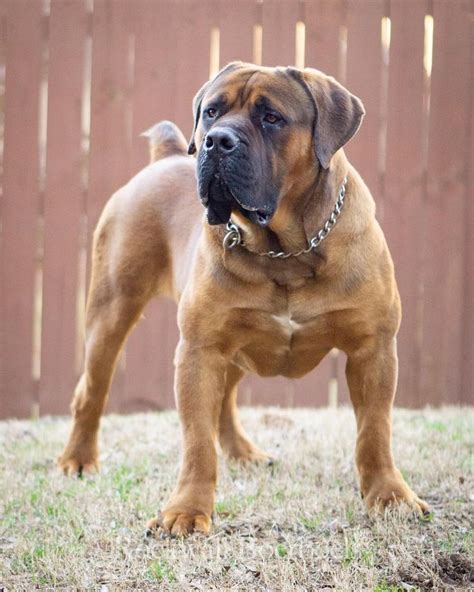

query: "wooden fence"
left=0, top=0, right=472, bottom=418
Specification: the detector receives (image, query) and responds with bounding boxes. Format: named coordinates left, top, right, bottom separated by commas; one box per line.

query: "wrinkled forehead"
left=204, top=66, right=313, bottom=120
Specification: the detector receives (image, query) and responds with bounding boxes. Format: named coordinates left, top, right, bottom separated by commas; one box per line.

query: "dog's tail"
left=140, top=120, right=189, bottom=163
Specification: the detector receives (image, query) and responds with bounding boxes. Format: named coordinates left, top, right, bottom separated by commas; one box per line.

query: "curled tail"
left=141, top=120, right=189, bottom=163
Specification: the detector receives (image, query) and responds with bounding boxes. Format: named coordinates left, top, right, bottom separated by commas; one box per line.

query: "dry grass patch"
left=0, top=406, right=472, bottom=591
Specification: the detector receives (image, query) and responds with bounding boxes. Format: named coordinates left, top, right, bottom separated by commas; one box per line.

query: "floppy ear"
left=288, top=67, right=365, bottom=169
left=187, top=80, right=211, bottom=155
left=187, top=61, right=245, bottom=155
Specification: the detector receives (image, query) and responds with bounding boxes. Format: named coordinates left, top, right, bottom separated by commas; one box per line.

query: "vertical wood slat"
left=344, top=0, right=385, bottom=201
left=0, top=0, right=7, bottom=415
left=218, top=0, right=256, bottom=66
left=261, top=0, right=300, bottom=67
left=39, top=0, right=88, bottom=415
left=304, top=0, right=345, bottom=77
left=383, top=0, right=427, bottom=407
left=123, top=0, right=183, bottom=413
left=462, top=6, right=474, bottom=405
left=87, top=0, right=133, bottom=412
left=88, top=0, right=133, bottom=251
left=0, top=0, right=43, bottom=418
left=419, top=0, right=471, bottom=405
left=173, top=0, right=214, bottom=138
left=130, top=0, right=179, bottom=175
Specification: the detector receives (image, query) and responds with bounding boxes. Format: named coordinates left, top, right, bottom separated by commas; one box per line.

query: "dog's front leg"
left=149, top=340, right=227, bottom=536
left=346, top=336, right=430, bottom=514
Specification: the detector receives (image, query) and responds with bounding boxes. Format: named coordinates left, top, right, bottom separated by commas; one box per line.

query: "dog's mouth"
left=204, top=177, right=233, bottom=225
left=200, top=174, right=273, bottom=227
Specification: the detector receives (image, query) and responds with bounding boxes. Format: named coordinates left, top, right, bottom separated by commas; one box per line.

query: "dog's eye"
left=263, top=113, right=280, bottom=124
left=205, top=108, right=217, bottom=118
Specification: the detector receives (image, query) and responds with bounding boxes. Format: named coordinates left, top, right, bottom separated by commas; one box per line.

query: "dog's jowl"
left=59, top=63, right=429, bottom=536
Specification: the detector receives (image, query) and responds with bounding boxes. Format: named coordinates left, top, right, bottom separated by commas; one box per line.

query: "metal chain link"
left=223, top=176, right=348, bottom=258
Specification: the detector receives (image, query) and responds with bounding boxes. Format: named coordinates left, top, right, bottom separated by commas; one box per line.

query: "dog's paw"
left=221, top=435, right=271, bottom=463
left=363, top=471, right=430, bottom=516
left=57, top=451, right=99, bottom=477
left=147, top=508, right=211, bottom=537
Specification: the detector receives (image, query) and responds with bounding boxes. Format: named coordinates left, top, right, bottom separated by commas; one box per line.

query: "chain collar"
left=222, top=176, right=348, bottom=258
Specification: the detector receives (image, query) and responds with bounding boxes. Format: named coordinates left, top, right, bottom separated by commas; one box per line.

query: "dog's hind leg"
left=58, top=209, right=159, bottom=475
left=218, top=364, right=270, bottom=462
left=58, top=293, right=147, bottom=475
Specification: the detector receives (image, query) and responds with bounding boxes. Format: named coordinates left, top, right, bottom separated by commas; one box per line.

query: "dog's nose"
left=204, top=128, right=239, bottom=154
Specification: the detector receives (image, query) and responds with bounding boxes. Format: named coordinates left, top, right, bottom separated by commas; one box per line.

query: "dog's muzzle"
left=197, top=127, right=275, bottom=227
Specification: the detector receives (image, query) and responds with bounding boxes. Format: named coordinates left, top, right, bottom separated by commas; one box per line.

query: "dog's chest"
left=233, top=306, right=330, bottom=378
left=270, top=313, right=305, bottom=335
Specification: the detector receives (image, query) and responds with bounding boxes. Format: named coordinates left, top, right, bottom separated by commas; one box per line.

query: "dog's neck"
left=229, top=154, right=348, bottom=258
left=207, top=150, right=377, bottom=288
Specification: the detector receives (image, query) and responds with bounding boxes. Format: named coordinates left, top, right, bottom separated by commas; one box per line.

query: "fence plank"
left=262, top=0, right=299, bottom=67
left=304, top=0, right=345, bottom=77
left=130, top=0, right=180, bottom=174
left=219, top=0, right=256, bottom=66
left=39, top=0, right=87, bottom=415
left=173, top=0, right=214, bottom=138
left=419, top=0, right=471, bottom=405
left=87, top=0, right=133, bottom=411
left=0, top=1, right=7, bottom=414
left=345, top=0, right=385, bottom=200
left=88, top=0, right=132, bottom=247
left=0, top=0, right=42, bottom=418
left=383, top=0, right=427, bottom=407
left=123, top=0, right=183, bottom=413
left=462, top=7, right=474, bottom=405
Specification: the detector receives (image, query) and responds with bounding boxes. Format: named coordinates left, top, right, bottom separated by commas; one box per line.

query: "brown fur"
left=59, top=64, right=429, bottom=536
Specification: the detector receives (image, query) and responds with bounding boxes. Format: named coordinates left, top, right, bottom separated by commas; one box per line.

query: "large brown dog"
left=59, top=63, right=429, bottom=535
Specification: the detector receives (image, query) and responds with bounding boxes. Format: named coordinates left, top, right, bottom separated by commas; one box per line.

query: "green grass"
left=0, top=406, right=472, bottom=590
left=148, top=560, right=176, bottom=583
left=373, top=583, right=407, bottom=592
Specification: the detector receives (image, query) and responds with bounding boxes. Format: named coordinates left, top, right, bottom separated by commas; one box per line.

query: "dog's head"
left=189, top=62, right=364, bottom=227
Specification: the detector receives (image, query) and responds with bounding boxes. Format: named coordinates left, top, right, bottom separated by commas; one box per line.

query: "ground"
left=0, top=406, right=472, bottom=591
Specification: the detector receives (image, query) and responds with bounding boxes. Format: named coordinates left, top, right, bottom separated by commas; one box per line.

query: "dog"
left=59, top=62, right=429, bottom=536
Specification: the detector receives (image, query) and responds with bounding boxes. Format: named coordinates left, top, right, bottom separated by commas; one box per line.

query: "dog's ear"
left=187, top=80, right=211, bottom=155
left=188, top=61, right=245, bottom=155
left=288, top=67, right=365, bottom=169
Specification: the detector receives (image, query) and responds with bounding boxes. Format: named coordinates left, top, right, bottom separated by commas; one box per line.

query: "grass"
left=0, top=406, right=472, bottom=591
